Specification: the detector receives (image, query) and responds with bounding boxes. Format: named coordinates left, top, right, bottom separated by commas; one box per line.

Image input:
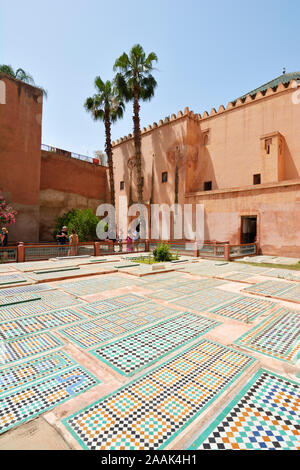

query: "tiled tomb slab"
left=91, top=312, right=221, bottom=376
left=62, top=340, right=256, bottom=450
left=214, top=272, right=259, bottom=284
left=55, top=275, right=142, bottom=296
left=0, top=309, right=87, bottom=340
left=242, top=280, right=296, bottom=298
left=0, top=333, right=63, bottom=365
left=0, top=351, right=76, bottom=394
left=0, top=274, right=29, bottom=286
left=0, top=293, right=41, bottom=307
left=58, top=302, right=182, bottom=349
left=209, top=296, right=280, bottom=323
left=0, top=365, right=100, bottom=434
left=234, top=308, right=300, bottom=363
left=0, top=290, right=84, bottom=322
left=75, top=294, right=147, bottom=317
left=170, top=289, right=241, bottom=313
left=189, top=369, right=300, bottom=450
left=0, top=284, right=54, bottom=298
left=263, top=269, right=300, bottom=282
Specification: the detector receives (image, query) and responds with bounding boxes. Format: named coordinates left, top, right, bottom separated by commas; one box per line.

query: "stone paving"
left=0, top=256, right=299, bottom=450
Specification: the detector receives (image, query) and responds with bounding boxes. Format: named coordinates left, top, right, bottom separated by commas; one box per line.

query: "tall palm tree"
left=85, top=76, right=125, bottom=208
left=114, top=44, right=158, bottom=204
left=0, top=64, right=47, bottom=97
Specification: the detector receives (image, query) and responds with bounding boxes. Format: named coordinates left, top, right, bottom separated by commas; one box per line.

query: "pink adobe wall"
left=0, top=74, right=43, bottom=242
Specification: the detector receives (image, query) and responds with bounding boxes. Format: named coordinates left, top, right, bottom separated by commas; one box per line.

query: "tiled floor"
left=0, top=260, right=299, bottom=450
left=189, top=369, right=300, bottom=450
left=0, top=291, right=83, bottom=321
left=0, top=365, right=99, bottom=434
left=92, top=313, right=220, bottom=376
left=170, top=289, right=241, bottom=312
left=58, top=302, right=182, bottom=349
left=234, top=308, right=300, bottom=363
left=63, top=340, right=255, bottom=450
left=0, top=333, right=63, bottom=364
left=209, top=297, right=280, bottom=323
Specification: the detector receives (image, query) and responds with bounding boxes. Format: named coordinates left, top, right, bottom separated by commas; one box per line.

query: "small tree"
left=0, top=192, right=17, bottom=226
left=53, top=209, right=99, bottom=242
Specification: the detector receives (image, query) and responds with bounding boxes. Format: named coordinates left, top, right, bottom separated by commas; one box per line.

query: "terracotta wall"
left=0, top=74, right=43, bottom=242
left=39, top=150, right=107, bottom=241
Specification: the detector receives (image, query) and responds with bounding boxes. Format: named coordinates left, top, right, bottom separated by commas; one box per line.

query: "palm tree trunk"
left=104, top=107, right=115, bottom=208
left=133, top=86, right=143, bottom=204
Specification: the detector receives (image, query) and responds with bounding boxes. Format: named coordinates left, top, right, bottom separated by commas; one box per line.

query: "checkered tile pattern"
left=278, top=285, right=300, bottom=303
left=57, top=276, right=141, bottom=296
left=0, top=308, right=86, bottom=340
left=78, top=294, right=146, bottom=317
left=0, top=274, right=27, bottom=285
left=63, top=340, right=255, bottom=450
left=0, top=333, right=63, bottom=364
left=0, top=366, right=99, bottom=434
left=243, top=280, right=295, bottom=297
left=92, top=313, right=220, bottom=375
left=234, top=308, right=300, bottom=363
left=146, top=289, right=183, bottom=301
left=0, top=351, right=75, bottom=394
left=0, top=293, right=41, bottom=307
left=210, top=297, right=280, bottom=323
left=264, top=269, right=300, bottom=282
left=59, top=302, right=181, bottom=349
left=190, top=370, right=300, bottom=450
left=0, top=284, right=53, bottom=297
left=0, top=290, right=83, bottom=321
left=173, top=279, right=225, bottom=294
left=216, top=272, right=258, bottom=283
left=170, top=289, right=241, bottom=312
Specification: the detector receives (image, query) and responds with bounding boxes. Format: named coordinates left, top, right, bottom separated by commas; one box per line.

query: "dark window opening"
left=204, top=181, right=212, bottom=191
left=120, top=181, right=125, bottom=190
left=253, top=174, right=261, bottom=185
left=162, top=172, right=168, bottom=183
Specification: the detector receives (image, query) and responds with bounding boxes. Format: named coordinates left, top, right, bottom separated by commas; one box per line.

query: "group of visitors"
left=117, top=227, right=140, bottom=253
left=56, top=226, right=79, bottom=256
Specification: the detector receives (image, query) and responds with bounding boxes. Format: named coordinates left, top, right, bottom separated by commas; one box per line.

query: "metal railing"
left=41, top=144, right=107, bottom=166
left=229, top=243, right=257, bottom=258
left=0, top=246, right=18, bottom=263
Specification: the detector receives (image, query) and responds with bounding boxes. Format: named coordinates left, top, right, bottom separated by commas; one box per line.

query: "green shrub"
left=153, top=242, right=172, bottom=262
left=53, top=208, right=101, bottom=242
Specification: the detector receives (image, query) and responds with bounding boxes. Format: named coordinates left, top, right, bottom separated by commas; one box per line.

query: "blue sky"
left=1, top=0, right=300, bottom=157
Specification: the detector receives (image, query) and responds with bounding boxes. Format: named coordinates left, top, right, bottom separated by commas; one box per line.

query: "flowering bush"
left=0, top=192, right=17, bottom=226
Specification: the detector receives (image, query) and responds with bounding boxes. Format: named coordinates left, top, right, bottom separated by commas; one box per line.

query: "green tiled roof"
left=233, top=71, right=300, bottom=103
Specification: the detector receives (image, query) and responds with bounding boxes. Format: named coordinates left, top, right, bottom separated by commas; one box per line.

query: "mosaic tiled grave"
left=0, top=351, right=75, bottom=394
left=0, top=365, right=99, bottom=434
left=215, top=272, right=258, bottom=283
left=242, top=280, right=295, bottom=298
left=170, top=289, right=241, bottom=313
left=173, top=279, right=225, bottom=294
left=0, top=290, right=83, bottom=321
left=0, top=293, right=41, bottom=307
left=0, top=274, right=28, bottom=286
left=56, top=275, right=142, bottom=296
left=189, top=369, right=300, bottom=450
left=59, top=302, right=182, bottom=349
left=63, top=340, right=255, bottom=450
left=234, top=308, right=300, bottom=363
left=145, top=289, right=184, bottom=301
left=0, top=333, right=63, bottom=365
left=0, top=309, right=87, bottom=340
left=264, top=269, right=300, bottom=282
left=209, top=297, right=279, bottom=323
left=92, top=313, right=220, bottom=376
left=277, top=285, right=300, bottom=303
left=75, top=294, right=146, bottom=317
left=0, top=284, right=53, bottom=297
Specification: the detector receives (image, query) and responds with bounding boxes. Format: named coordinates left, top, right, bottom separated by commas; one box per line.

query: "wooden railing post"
left=17, top=242, right=25, bottom=263
left=94, top=242, right=100, bottom=257
left=224, top=243, right=230, bottom=261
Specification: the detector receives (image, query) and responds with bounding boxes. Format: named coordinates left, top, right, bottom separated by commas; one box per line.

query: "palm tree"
left=0, top=64, right=47, bottom=97
left=85, top=76, right=125, bottom=208
left=114, top=44, right=158, bottom=204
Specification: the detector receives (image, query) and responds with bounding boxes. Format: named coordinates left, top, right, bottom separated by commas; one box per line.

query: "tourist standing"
left=126, top=232, right=133, bottom=253
left=68, top=229, right=79, bottom=256
left=0, top=227, right=8, bottom=262
left=57, top=226, right=68, bottom=255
